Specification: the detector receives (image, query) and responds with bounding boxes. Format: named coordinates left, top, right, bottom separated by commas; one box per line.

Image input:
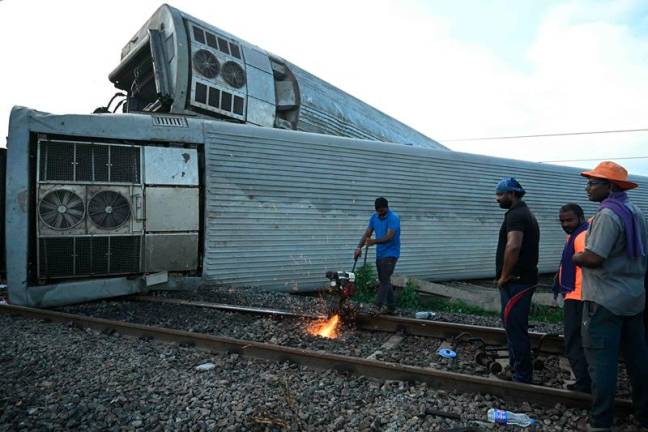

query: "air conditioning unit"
left=37, top=185, right=87, bottom=236
left=36, top=139, right=144, bottom=280
left=188, top=24, right=247, bottom=120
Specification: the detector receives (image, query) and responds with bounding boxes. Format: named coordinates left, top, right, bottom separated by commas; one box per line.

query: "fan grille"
left=221, top=61, right=246, bottom=88
left=88, top=191, right=131, bottom=229
left=39, top=189, right=85, bottom=230
left=193, top=49, right=220, bottom=79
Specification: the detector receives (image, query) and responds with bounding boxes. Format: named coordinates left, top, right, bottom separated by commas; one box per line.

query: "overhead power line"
left=539, top=156, right=648, bottom=163
left=442, top=127, right=648, bottom=142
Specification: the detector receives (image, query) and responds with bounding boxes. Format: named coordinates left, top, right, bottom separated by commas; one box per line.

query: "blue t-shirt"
left=368, top=210, right=401, bottom=259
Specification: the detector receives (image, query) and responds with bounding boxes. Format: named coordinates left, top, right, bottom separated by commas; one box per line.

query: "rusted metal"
left=133, top=295, right=565, bottom=354
left=357, top=314, right=565, bottom=354
left=0, top=303, right=631, bottom=413
left=131, top=295, right=324, bottom=319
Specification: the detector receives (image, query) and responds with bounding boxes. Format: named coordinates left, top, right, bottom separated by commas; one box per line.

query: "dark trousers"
left=582, top=301, right=648, bottom=428
left=499, top=282, right=535, bottom=383
left=376, top=257, right=397, bottom=308
left=564, top=299, right=591, bottom=392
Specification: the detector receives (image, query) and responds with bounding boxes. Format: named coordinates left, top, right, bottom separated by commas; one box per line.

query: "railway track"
left=131, top=295, right=565, bottom=354
left=0, top=302, right=632, bottom=415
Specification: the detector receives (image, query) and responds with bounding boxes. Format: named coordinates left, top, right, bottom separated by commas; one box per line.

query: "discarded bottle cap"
left=437, top=348, right=457, bottom=359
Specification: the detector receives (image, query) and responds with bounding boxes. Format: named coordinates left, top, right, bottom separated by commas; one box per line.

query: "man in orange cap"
left=572, top=161, right=648, bottom=431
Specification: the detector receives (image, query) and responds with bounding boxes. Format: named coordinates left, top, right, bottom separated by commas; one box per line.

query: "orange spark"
left=306, top=314, right=340, bottom=339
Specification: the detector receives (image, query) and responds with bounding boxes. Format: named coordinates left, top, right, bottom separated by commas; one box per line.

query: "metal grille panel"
left=43, top=141, right=75, bottom=181
left=75, top=237, right=93, bottom=274
left=94, top=145, right=109, bottom=181
left=109, top=236, right=141, bottom=273
left=109, top=146, right=140, bottom=183
left=91, top=237, right=110, bottom=274
left=76, top=144, right=93, bottom=182
left=39, top=238, right=74, bottom=277
left=38, top=141, right=140, bottom=183
left=38, top=236, right=140, bottom=278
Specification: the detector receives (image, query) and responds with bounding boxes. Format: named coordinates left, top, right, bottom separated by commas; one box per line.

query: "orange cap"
left=580, top=161, right=638, bottom=190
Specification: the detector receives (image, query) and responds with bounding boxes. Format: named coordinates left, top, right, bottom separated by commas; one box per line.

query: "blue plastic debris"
left=437, top=348, right=457, bottom=359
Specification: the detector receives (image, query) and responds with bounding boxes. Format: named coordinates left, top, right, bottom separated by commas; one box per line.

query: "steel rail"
left=131, top=295, right=324, bottom=319
left=132, top=295, right=565, bottom=354
left=0, top=303, right=625, bottom=412
left=1, top=303, right=629, bottom=413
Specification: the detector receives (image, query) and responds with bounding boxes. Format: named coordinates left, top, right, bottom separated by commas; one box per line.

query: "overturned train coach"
left=3, top=5, right=648, bottom=306
left=107, top=4, right=447, bottom=151
left=5, top=107, right=648, bottom=307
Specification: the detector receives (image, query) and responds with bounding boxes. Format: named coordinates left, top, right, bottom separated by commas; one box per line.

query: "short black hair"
left=375, top=197, right=388, bottom=209
left=560, top=203, right=584, bottom=219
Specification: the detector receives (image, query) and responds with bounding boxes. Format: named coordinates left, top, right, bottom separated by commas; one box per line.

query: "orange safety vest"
left=559, top=230, right=586, bottom=301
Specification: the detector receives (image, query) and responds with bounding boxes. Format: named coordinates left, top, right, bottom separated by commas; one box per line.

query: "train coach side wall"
left=201, top=122, right=648, bottom=291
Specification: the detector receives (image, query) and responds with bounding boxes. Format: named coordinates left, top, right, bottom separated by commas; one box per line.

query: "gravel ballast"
left=55, top=286, right=631, bottom=396
left=1, top=313, right=644, bottom=431
left=1, top=285, right=642, bottom=431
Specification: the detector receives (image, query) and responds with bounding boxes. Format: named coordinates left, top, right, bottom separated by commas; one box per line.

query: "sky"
left=1, top=0, right=647, bottom=176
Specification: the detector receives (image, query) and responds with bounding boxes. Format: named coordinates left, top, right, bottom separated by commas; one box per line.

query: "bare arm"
left=366, top=228, right=395, bottom=246
left=497, top=230, right=523, bottom=288
left=354, top=228, right=374, bottom=257
left=357, top=227, right=373, bottom=248
left=573, top=250, right=605, bottom=268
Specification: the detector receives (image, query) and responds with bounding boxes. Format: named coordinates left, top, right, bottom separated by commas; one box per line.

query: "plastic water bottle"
left=487, top=408, right=535, bottom=427
left=415, top=311, right=436, bottom=319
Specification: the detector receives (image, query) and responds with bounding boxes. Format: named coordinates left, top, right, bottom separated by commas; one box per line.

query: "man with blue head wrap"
left=494, top=177, right=540, bottom=384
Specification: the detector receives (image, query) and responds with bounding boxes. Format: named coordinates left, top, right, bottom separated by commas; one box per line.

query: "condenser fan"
left=88, top=191, right=131, bottom=229
left=193, top=49, right=220, bottom=79
left=221, top=61, right=246, bottom=88
left=39, top=189, right=85, bottom=230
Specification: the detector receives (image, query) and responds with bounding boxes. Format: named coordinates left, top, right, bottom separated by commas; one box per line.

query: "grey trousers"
left=564, top=299, right=591, bottom=391
left=376, top=257, right=397, bottom=308
left=582, top=301, right=648, bottom=429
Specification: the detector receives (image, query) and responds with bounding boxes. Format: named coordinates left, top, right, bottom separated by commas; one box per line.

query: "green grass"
left=397, top=278, right=419, bottom=309
left=352, top=264, right=377, bottom=303
left=417, top=295, right=499, bottom=317
left=416, top=295, right=564, bottom=324
left=351, top=270, right=563, bottom=324
left=529, top=303, right=563, bottom=324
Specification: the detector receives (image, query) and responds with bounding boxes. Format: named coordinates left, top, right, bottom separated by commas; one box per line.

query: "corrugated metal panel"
left=202, top=123, right=648, bottom=291
left=0, top=147, right=5, bottom=278
left=288, top=64, right=447, bottom=150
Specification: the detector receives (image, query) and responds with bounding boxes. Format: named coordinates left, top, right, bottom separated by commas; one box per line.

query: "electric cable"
left=112, top=99, right=126, bottom=113
left=106, top=92, right=126, bottom=111
left=539, top=156, right=648, bottom=163
left=442, top=128, right=648, bottom=142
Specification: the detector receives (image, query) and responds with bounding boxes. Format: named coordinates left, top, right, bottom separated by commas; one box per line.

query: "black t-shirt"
left=496, top=201, right=540, bottom=285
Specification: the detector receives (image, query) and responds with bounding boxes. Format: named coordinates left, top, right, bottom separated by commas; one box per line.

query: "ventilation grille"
left=152, top=115, right=188, bottom=127
left=39, top=236, right=141, bottom=278
left=191, top=24, right=242, bottom=59
left=39, top=141, right=141, bottom=183
left=193, top=82, right=245, bottom=117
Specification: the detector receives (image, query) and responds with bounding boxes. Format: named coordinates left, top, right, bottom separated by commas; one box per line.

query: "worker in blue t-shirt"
left=354, top=197, right=401, bottom=314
